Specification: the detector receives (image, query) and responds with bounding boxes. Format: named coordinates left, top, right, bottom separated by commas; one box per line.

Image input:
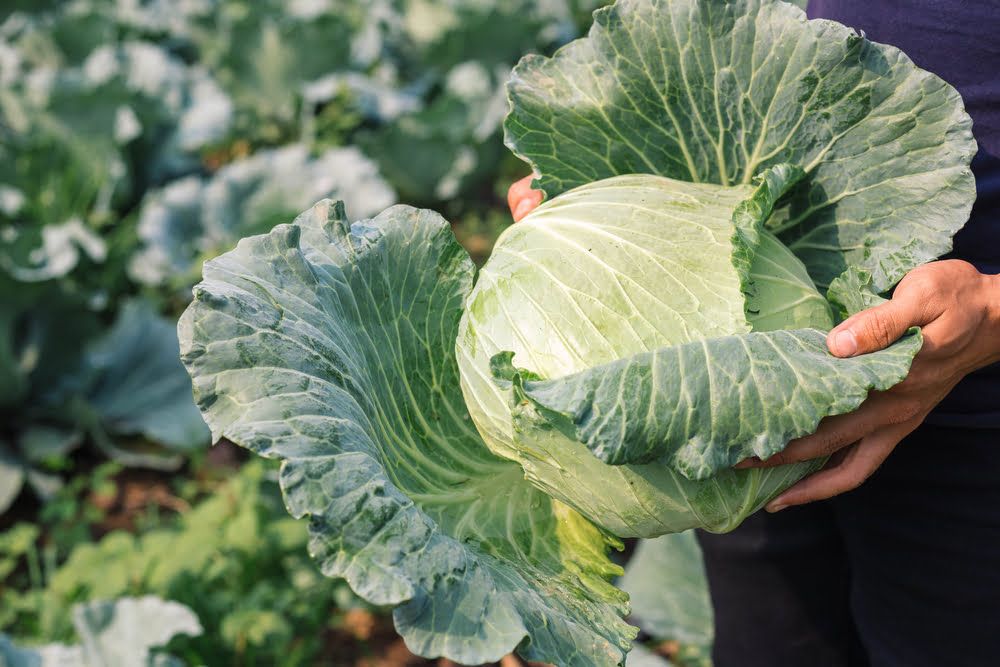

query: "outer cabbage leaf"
left=178, top=200, right=635, bottom=665
left=826, top=266, right=888, bottom=318
left=0, top=431, right=70, bottom=515
left=498, top=327, right=920, bottom=476
left=0, top=280, right=97, bottom=498
left=0, top=282, right=101, bottom=405
left=73, top=596, right=201, bottom=667
left=505, top=0, right=976, bottom=290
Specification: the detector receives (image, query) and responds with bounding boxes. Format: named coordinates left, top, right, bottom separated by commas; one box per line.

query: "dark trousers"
left=697, top=423, right=1000, bottom=667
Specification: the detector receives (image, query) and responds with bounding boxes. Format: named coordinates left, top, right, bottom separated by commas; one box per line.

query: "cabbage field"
left=0, top=0, right=976, bottom=665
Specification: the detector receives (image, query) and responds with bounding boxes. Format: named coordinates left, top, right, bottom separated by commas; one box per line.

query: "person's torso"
left=809, top=0, right=1000, bottom=426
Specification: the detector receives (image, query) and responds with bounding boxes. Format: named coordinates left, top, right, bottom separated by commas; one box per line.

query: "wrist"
left=982, top=272, right=1000, bottom=364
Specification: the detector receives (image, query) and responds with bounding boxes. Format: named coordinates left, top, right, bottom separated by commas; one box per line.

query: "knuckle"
left=819, top=438, right=846, bottom=458
left=829, top=464, right=867, bottom=494
left=765, top=451, right=790, bottom=467
left=939, top=258, right=978, bottom=278
left=891, top=399, right=924, bottom=424
left=896, top=366, right=928, bottom=391
left=862, top=312, right=898, bottom=348
left=899, top=265, right=937, bottom=296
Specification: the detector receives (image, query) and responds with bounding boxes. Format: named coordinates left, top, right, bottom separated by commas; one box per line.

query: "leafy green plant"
left=0, top=596, right=201, bottom=667
left=177, top=0, right=975, bottom=664
left=2, top=462, right=365, bottom=666
left=127, top=145, right=396, bottom=292
left=0, top=301, right=198, bottom=507
left=620, top=533, right=712, bottom=665
left=0, top=300, right=210, bottom=511
left=0, top=0, right=598, bottom=508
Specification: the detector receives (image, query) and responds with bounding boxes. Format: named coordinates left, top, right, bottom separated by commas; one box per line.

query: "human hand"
left=507, top=175, right=544, bottom=221
left=737, top=259, right=1000, bottom=511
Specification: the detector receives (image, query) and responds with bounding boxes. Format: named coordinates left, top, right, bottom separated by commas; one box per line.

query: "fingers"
left=826, top=265, right=952, bottom=358
left=764, top=419, right=917, bottom=511
left=507, top=175, right=544, bottom=221
left=827, top=295, right=923, bottom=357
left=735, top=392, right=915, bottom=469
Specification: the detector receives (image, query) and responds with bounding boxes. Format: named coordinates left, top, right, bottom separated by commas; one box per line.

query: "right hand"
left=507, top=175, right=544, bottom=221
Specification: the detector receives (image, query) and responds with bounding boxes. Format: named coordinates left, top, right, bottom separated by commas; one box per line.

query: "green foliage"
left=505, top=0, right=975, bottom=291
left=1, top=0, right=981, bottom=664
left=179, top=201, right=633, bottom=666
left=177, top=1, right=974, bottom=664
left=1, top=462, right=357, bottom=666
left=1, top=0, right=588, bottom=509
left=0, top=596, right=201, bottom=666
left=620, top=533, right=712, bottom=657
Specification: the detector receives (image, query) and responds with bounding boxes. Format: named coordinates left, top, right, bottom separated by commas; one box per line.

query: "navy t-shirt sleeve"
left=808, top=1, right=1000, bottom=426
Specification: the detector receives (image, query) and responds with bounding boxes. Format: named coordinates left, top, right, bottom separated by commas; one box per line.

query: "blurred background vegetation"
left=0, top=1, right=703, bottom=665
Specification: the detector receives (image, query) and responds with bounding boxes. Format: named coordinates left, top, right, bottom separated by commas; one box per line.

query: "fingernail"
left=831, top=329, right=857, bottom=357
left=766, top=502, right=788, bottom=513
left=513, top=199, right=533, bottom=221
left=734, top=457, right=761, bottom=469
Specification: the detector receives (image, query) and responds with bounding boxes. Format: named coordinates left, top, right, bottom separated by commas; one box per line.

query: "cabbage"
left=178, top=0, right=976, bottom=664
left=0, top=596, right=201, bottom=666
left=458, top=170, right=838, bottom=535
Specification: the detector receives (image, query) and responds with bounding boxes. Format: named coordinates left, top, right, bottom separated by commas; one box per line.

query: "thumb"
left=828, top=297, right=919, bottom=357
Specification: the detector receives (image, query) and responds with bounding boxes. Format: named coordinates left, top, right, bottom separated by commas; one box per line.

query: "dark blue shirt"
left=810, top=1, right=1000, bottom=427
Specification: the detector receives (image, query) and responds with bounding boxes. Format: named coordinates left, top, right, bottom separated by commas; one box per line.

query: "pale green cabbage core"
left=457, top=174, right=834, bottom=537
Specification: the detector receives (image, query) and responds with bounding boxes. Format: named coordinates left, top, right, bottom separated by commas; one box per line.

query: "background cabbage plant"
left=0, top=0, right=598, bottom=513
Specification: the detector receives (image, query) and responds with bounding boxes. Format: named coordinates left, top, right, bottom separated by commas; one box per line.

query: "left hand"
left=736, top=259, right=1000, bottom=511
left=508, top=175, right=544, bottom=221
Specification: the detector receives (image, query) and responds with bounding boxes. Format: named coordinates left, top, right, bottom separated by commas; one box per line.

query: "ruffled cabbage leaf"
left=179, top=201, right=634, bottom=665
left=505, top=0, right=975, bottom=291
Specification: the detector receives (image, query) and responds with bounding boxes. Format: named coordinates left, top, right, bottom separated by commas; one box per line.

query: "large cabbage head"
left=458, top=169, right=838, bottom=536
